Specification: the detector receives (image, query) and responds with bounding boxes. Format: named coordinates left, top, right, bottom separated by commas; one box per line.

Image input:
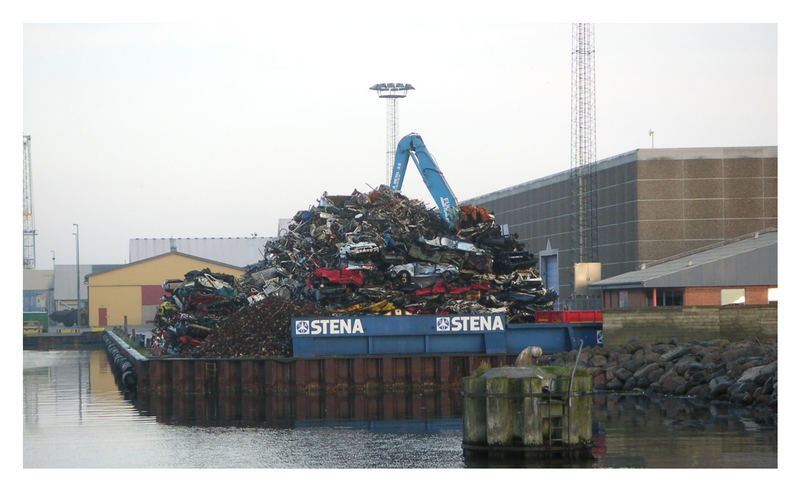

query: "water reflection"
left=135, top=389, right=463, bottom=428
left=24, top=350, right=777, bottom=468
left=591, top=393, right=777, bottom=468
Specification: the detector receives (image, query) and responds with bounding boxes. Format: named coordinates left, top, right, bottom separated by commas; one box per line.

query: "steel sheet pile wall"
left=134, top=354, right=517, bottom=395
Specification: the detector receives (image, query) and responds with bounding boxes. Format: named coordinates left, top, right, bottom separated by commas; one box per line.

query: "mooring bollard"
left=463, top=365, right=593, bottom=457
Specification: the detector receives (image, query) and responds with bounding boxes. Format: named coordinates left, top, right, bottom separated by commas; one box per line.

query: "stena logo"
left=295, top=320, right=310, bottom=335
left=296, top=318, right=365, bottom=336
left=436, top=315, right=505, bottom=332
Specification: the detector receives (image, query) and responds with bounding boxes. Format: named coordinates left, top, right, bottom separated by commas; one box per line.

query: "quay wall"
left=23, top=331, right=105, bottom=350
left=602, top=304, right=777, bottom=346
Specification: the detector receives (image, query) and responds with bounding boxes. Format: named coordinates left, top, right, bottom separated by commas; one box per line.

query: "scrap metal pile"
left=193, top=297, right=331, bottom=358
left=151, top=268, right=245, bottom=356
left=150, top=186, right=556, bottom=357
left=240, top=185, right=557, bottom=322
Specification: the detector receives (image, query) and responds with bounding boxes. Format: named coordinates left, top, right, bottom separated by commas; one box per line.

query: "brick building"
left=590, top=230, right=776, bottom=308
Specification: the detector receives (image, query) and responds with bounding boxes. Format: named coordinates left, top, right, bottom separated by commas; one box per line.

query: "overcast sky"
left=17, top=15, right=780, bottom=267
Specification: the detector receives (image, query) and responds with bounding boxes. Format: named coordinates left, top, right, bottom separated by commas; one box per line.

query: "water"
left=23, top=350, right=777, bottom=468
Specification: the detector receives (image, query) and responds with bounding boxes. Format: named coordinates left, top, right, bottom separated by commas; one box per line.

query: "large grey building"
left=467, top=146, right=777, bottom=308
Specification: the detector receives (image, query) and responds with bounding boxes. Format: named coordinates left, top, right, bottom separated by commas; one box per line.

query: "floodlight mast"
left=23, top=135, right=36, bottom=269
left=370, top=83, right=415, bottom=186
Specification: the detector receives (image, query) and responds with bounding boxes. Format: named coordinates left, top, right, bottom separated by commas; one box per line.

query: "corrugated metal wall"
left=129, top=237, right=273, bottom=267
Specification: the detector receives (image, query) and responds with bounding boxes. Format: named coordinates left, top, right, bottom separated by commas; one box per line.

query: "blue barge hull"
left=291, top=314, right=602, bottom=358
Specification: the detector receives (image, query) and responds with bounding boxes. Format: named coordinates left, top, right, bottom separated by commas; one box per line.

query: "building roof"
left=86, top=251, right=244, bottom=278
left=590, top=230, right=777, bottom=290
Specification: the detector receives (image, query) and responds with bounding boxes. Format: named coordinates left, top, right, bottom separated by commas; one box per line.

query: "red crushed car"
left=309, top=267, right=364, bottom=289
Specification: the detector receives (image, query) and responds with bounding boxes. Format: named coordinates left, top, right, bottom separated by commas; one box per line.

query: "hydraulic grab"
left=391, top=133, right=459, bottom=225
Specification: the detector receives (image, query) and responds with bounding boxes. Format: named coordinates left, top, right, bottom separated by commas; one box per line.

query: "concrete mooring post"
left=463, top=365, right=593, bottom=459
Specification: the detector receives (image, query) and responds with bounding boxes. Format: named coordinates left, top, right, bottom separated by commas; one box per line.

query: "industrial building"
left=53, top=264, right=120, bottom=311
left=467, top=146, right=777, bottom=308
left=23, top=270, right=54, bottom=312
left=590, top=230, right=777, bottom=307
left=129, top=236, right=271, bottom=268
left=86, top=251, right=244, bottom=327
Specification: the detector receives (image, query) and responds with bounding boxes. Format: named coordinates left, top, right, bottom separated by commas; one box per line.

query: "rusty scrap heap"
left=241, top=185, right=556, bottom=321
left=150, top=186, right=556, bottom=358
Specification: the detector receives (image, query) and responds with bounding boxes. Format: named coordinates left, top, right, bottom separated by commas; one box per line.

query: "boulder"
left=674, top=356, right=699, bottom=376
left=644, top=352, right=662, bottom=363
left=624, top=339, right=643, bottom=354
left=737, top=361, right=777, bottom=384
left=647, top=368, right=665, bottom=384
left=730, top=390, right=753, bottom=406
left=684, top=362, right=703, bottom=375
left=623, top=377, right=637, bottom=391
left=615, top=367, right=633, bottom=382
left=633, top=362, right=661, bottom=380
left=709, top=376, right=733, bottom=398
left=762, top=376, right=774, bottom=395
left=688, top=371, right=707, bottom=385
left=589, top=355, right=608, bottom=367
left=661, top=346, right=691, bottom=362
left=622, top=357, right=646, bottom=373
left=661, top=374, right=688, bottom=395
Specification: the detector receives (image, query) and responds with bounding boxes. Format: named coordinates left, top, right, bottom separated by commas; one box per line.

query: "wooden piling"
left=463, top=375, right=486, bottom=446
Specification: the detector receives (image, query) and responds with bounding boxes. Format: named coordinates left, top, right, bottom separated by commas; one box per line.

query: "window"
left=646, top=288, right=685, bottom=306
left=721, top=288, right=746, bottom=305
left=768, top=288, right=778, bottom=303
left=662, top=289, right=684, bottom=306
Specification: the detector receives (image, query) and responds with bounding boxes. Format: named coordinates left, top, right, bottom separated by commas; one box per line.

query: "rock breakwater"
left=535, top=338, right=777, bottom=410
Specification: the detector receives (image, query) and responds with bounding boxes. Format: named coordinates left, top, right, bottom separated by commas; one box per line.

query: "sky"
left=10, top=4, right=785, bottom=269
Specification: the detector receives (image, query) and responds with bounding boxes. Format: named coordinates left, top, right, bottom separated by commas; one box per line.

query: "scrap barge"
left=104, top=310, right=601, bottom=395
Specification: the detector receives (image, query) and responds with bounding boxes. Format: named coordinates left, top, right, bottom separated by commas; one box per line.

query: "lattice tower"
left=23, top=135, right=36, bottom=269
left=570, top=23, right=598, bottom=265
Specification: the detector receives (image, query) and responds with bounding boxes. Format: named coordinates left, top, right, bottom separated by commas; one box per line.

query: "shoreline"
left=534, top=338, right=777, bottom=410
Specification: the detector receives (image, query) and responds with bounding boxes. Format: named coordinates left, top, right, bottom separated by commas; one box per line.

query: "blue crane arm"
left=390, top=133, right=459, bottom=224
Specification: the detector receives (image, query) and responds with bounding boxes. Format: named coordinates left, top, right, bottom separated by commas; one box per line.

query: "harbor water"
left=23, top=350, right=777, bottom=468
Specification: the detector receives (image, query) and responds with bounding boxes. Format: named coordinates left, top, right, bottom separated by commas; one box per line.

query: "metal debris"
left=150, top=185, right=557, bottom=358
left=241, top=185, right=557, bottom=322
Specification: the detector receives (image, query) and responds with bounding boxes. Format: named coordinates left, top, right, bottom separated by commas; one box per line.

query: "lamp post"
left=73, top=224, right=80, bottom=327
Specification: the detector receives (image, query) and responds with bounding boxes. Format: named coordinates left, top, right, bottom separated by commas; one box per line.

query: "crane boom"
left=390, top=133, right=458, bottom=224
